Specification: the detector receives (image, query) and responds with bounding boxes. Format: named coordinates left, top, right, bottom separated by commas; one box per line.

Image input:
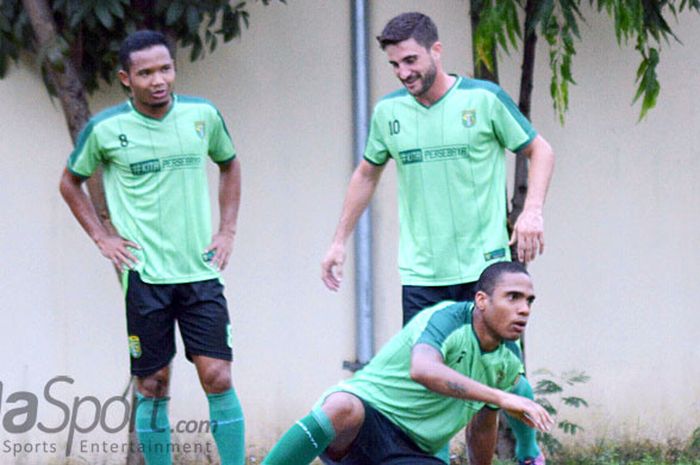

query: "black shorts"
left=320, top=398, right=444, bottom=465
left=125, top=271, right=233, bottom=377
left=401, top=281, right=477, bottom=325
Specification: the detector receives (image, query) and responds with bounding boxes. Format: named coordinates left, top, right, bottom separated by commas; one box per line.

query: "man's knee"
left=321, top=393, right=364, bottom=436
left=137, top=366, right=170, bottom=397
left=196, top=358, right=232, bottom=393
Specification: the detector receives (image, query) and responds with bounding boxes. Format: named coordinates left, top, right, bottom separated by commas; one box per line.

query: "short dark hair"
left=376, top=12, right=438, bottom=50
left=475, top=262, right=530, bottom=296
left=119, top=30, right=174, bottom=71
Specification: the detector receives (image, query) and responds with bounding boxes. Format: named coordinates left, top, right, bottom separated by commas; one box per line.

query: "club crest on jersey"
left=128, top=335, right=142, bottom=359
left=462, top=110, right=476, bottom=128
left=194, top=121, right=206, bottom=139
left=496, top=369, right=506, bottom=384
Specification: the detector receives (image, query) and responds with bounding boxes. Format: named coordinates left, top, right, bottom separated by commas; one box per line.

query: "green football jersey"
left=68, top=95, right=236, bottom=284
left=365, top=76, right=536, bottom=285
left=321, top=300, right=523, bottom=454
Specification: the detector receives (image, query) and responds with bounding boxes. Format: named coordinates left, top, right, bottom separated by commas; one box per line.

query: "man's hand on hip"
left=206, top=231, right=235, bottom=271
left=95, top=234, right=140, bottom=271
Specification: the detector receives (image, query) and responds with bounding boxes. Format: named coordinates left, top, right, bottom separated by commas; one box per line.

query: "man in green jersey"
left=263, top=262, right=553, bottom=465
left=59, top=31, right=244, bottom=465
left=321, top=12, right=555, bottom=464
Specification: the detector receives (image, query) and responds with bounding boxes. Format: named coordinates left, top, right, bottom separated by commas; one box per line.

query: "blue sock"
left=506, top=376, right=541, bottom=460
left=135, top=393, right=172, bottom=465
left=208, top=388, right=245, bottom=465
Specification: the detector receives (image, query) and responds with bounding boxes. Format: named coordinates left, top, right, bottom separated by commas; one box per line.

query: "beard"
left=404, top=60, right=438, bottom=97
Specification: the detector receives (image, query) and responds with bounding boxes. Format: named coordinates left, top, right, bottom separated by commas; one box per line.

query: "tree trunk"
left=20, top=0, right=114, bottom=231
left=21, top=1, right=131, bottom=463
left=21, top=0, right=89, bottom=142
left=509, top=0, right=540, bottom=270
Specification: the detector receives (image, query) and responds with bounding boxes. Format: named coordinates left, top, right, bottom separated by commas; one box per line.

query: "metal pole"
left=346, top=0, right=374, bottom=369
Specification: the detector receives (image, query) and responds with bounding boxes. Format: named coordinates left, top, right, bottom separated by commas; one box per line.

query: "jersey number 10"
left=388, top=120, right=400, bottom=136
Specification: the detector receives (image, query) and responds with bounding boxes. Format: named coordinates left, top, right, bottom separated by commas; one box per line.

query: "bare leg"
left=136, top=365, right=170, bottom=397
left=466, top=407, right=499, bottom=465
left=192, top=355, right=232, bottom=393
left=321, top=392, right=365, bottom=461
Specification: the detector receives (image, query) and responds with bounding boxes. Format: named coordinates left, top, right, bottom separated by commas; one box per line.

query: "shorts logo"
left=462, top=110, right=476, bottom=128
left=195, top=121, right=206, bottom=140
left=226, top=324, right=233, bottom=349
left=128, top=335, right=142, bottom=359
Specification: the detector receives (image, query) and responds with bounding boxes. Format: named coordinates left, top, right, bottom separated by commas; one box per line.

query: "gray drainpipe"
left=343, top=0, right=374, bottom=371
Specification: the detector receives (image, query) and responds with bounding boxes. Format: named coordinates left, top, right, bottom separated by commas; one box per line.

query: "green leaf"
left=559, top=419, right=583, bottom=435
left=535, top=379, right=563, bottom=395
left=562, top=396, right=589, bottom=408
left=537, top=431, right=563, bottom=456
left=94, top=2, right=113, bottom=29
left=165, top=2, right=186, bottom=26
left=108, top=0, right=125, bottom=19
left=564, top=371, right=590, bottom=385
left=189, top=35, right=203, bottom=61
left=186, top=5, right=200, bottom=34
left=70, top=1, right=92, bottom=28
left=536, top=398, right=557, bottom=416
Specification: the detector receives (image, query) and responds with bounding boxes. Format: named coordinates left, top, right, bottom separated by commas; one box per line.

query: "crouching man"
left=263, top=261, right=553, bottom=465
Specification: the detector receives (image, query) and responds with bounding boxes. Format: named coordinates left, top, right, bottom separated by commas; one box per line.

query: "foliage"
left=472, top=0, right=700, bottom=122
left=542, top=433, right=700, bottom=465
left=0, top=0, right=285, bottom=94
left=532, top=368, right=590, bottom=457
left=687, top=427, right=700, bottom=458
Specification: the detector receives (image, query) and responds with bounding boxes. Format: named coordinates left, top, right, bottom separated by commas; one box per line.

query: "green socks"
left=262, top=407, right=336, bottom=465
left=435, top=443, right=450, bottom=463
left=506, top=376, right=541, bottom=461
left=208, top=389, right=246, bottom=465
left=135, top=393, right=172, bottom=465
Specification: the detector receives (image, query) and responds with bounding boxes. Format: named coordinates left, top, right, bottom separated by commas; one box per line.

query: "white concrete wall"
left=521, top=6, right=700, bottom=442
left=0, top=1, right=698, bottom=463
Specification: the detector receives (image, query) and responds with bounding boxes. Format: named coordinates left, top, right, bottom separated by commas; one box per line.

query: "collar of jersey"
left=128, top=93, right=177, bottom=121
left=469, top=308, right=504, bottom=355
left=413, top=74, right=461, bottom=110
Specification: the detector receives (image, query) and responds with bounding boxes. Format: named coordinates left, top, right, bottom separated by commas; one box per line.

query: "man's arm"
left=466, top=406, right=499, bottom=465
left=321, top=159, right=385, bottom=291
left=410, top=344, right=553, bottom=432
left=59, top=168, right=139, bottom=269
left=85, top=167, right=119, bottom=236
left=205, top=158, right=241, bottom=271
left=510, top=134, right=555, bottom=263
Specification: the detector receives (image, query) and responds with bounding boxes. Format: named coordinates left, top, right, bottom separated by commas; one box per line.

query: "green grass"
left=447, top=430, right=700, bottom=465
